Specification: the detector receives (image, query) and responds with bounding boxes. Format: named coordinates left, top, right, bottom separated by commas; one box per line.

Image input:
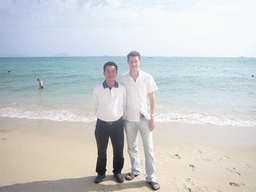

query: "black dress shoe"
left=94, top=174, right=106, bottom=184
left=114, top=173, right=124, bottom=183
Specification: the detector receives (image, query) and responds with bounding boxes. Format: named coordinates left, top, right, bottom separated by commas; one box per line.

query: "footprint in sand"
left=183, top=178, right=221, bottom=192
left=174, top=154, right=181, bottom=159
left=226, top=168, right=241, bottom=176
left=218, top=156, right=231, bottom=161
left=182, top=181, right=192, bottom=192
left=183, top=186, right=192, bottom=192
left=168, top=154, right=181, bottom=159
left=197, top=149, right=203, bottom=154
left=189, top=165, right=195, bottom=171
left=229, top=182, right=244, bottom=187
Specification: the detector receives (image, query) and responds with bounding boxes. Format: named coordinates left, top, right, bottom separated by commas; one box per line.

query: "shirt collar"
left=129, top=69, right=141, bottom=82
left=103, top=80, right=119, bottom=89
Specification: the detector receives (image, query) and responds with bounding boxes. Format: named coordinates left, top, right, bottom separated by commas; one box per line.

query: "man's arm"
left=148, top=92, right=156, bottom=131
left=92, top=88, right=98, bottom=115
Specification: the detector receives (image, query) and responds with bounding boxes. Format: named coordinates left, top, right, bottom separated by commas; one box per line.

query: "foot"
left=147, top=181, right=160, bottom=190
left=114, top=173, right=124, bottom=183
left=125, top=172, right=139, bottom=180
left=94, top=174, right=106, bottom=184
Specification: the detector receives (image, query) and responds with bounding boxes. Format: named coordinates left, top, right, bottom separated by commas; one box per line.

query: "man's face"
left=104, top=65, right=117, bottom=81
left=128, top=56, right=140, bottom=70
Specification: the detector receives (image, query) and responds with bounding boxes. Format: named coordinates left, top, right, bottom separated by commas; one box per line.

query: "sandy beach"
left=0, top=117, right=256, bottom=192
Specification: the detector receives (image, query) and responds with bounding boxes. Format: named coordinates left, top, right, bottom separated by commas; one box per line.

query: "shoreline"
left=0, top=117, right=256, bottom=191
left=1, top=106, right=255, bottom=127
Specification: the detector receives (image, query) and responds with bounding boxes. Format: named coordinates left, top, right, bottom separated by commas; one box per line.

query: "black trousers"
left=95, top=118, right=124, bottom=175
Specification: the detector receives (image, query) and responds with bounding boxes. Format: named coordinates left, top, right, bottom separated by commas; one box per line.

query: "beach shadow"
left=0, top=176, right=149, bottom=192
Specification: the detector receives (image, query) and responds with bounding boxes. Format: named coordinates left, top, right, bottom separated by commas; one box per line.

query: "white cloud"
left=106, top=0, right=123, bottom=6
left=1, top=0, right=255, bottom=57
left=211, top=5, right=242, bottom=12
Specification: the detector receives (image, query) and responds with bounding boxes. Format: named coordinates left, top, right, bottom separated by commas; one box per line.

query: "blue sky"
left=0, top=0, right=255, bottom=57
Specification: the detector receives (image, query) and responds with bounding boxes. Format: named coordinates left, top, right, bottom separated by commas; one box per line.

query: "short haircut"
left=127, top=50, right=141, bottom=61
left=103, top=61, right=118, bottom=72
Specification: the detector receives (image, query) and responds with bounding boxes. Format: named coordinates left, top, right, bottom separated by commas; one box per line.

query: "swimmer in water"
left=37, top=78, right=43, bottom=89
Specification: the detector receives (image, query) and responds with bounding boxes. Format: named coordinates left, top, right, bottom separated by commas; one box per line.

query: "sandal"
left=147, top=181, right=160, bottom=190
left=125, top=172, right=138, bottom=180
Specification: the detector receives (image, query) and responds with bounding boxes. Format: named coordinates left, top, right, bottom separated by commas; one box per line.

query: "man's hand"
left=148, top=117, right=156, bottom=131
left=148, top=92, right=156, bottom=131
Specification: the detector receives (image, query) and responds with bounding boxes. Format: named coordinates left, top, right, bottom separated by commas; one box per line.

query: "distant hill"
left=53, top=53, right=69, bottom=57
left=1, top=54, right=26, bottom=57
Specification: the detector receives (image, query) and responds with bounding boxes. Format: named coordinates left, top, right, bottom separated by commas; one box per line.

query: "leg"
left=139, top=118, right=157, bottom=182
left=124, top=120, right=140, bottom=175
left=109, top=119, right=124, bottom=175
left=95, top=119, right=109, bottom=175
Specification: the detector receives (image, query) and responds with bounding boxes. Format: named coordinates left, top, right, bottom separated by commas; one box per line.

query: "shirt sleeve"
left=148, top=74, right=158, bottom=93
left=123, top=86, right=127, bottom=114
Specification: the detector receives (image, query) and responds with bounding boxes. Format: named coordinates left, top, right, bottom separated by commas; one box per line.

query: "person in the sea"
left=119, top=51, right=160, bottom=190
left=92, top=61, right=126, bottom=184
left=37, top=78, right=43, bottom=89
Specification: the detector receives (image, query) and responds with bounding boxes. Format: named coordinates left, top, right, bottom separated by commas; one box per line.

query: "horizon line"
left=1, top=55, right=255, bottom=59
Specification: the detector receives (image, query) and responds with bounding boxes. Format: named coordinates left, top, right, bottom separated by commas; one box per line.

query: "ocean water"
left=0, top=56, right=255, bottom=126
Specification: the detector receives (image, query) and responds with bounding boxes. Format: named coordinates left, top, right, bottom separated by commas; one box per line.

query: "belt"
left=98, top=118, right=122, bottom=125
left=140, top=114, right=145, bottom=118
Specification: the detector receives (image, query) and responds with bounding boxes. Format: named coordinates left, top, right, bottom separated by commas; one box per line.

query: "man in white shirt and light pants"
left=119, top=51, right=160, bottom=190
left=92, top=62, right=126, bottom=184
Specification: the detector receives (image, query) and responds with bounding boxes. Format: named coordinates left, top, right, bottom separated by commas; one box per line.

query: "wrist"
left=150, top=114, right=155, bottom=120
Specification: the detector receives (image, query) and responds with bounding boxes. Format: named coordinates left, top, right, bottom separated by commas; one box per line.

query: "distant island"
left=2, top=54, right=26, bottom=57
left=53, top=53, right=69, bottom=57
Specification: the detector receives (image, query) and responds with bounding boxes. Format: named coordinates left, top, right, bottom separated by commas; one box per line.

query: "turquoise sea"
left=0, top=56, right=255, bottom=126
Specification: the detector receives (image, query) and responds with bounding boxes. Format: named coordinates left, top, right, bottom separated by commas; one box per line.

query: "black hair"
left=103, top=61, right=118, bottom=72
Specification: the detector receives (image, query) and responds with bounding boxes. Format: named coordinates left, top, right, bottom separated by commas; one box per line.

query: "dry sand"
left=0, top=117, right=256, bottom=192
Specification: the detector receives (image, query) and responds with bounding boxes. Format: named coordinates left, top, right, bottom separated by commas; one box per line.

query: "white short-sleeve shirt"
left=119, top=70, right=158, bottom=122
left=92, top=81, right=126, bottom=122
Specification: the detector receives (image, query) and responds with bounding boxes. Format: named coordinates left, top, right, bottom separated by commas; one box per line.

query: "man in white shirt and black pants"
left=92, top=62, right=126, bottom=184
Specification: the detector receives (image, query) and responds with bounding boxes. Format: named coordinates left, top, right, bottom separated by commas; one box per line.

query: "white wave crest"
left=1, top=107, right=255, bottom=126
left=154, top=112, right=256, bottom=127
left=0, top=107, right=96, bottom=122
